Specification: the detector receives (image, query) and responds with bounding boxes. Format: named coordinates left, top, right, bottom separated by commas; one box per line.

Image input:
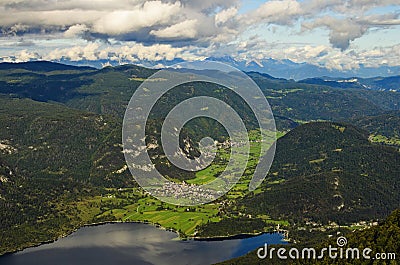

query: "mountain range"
left=58, top=56, right=400, bottom=81
left=0, top=61, right=399, bottom=259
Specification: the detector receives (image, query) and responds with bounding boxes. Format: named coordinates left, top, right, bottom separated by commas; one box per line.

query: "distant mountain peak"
left=0, top=60, right=95, bottom=72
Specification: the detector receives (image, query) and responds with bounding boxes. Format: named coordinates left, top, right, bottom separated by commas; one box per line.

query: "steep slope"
left=217, top=209, right=400, bottom=265
left=1, top=61, right=397, bottom=127
left=0, top=62, right=399, bottom=258
left=0, top=96, right=132, bottom=254
left=299, top=75, right=400, bottom=92
left=349, top=111, right=400, bottom=146
left=0, top=61, right=96, bottom=102
left=240, top=122, right=400, bottom=224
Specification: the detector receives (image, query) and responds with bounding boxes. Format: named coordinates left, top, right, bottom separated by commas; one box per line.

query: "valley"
left=0, top=62, right=399, bottom=262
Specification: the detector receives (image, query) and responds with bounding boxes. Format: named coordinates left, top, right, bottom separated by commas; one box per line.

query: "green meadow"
left=70, top=130, right=287, bottom=237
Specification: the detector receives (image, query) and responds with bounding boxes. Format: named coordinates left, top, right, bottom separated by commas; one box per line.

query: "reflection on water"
left=0, top=223, right=286, bottom=265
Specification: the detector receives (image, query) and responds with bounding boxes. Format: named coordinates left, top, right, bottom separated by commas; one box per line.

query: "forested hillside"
left=0, top=62, right=399, bottom=258
left=217, top=209, right=400, bottom=265
left=0, top=96, right=133, bottom=254
left=239, top=122, right=400, bottom=224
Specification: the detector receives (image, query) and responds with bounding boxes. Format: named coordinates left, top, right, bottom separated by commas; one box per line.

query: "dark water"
left=0, top=223, right=286, bottom=265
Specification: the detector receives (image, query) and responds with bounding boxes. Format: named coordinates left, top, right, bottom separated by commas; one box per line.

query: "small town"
left=151, top=181, right=224, bottom=204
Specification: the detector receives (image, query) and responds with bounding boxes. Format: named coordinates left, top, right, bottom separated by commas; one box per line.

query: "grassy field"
left=68, top=130, right=288, bottom=237
left=72, top=188, right=220, bottom=236
left=120, top=199, right=220, bottom=235
left=188, top=130, right=285, bottom=186
left=72, top=186, right=288, bottom=237
left=369, top=134, right=400, bottom=146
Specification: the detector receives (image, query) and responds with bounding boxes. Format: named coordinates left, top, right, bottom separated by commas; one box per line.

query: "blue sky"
left=0, top=0, right=399, bottom=72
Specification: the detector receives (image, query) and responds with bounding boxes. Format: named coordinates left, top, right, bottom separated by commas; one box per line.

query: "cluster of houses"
left=151, top=181, right=224, bottom=203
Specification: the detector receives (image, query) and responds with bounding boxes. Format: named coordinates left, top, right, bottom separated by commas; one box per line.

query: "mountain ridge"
left=239, top=122, right=400, bottom=224
left=5, top=58, right=399, bottom=80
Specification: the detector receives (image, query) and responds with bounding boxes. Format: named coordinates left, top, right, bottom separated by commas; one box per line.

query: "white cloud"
left=215, top=7, right=238, bottom=25
left=243, top=0, right=302, bottom=25
left=92, top=1, right=182, bottom=35
left=2, top=0, right=397, bottom=51
left=31, top=42, right=203, bottom=63
left=150, top=19, right=198, bottom=39
left=45, top=44, right=98, bottom=61
left=64, top=24, right=89, bottom=38
left=302, top=17, right=369, bottom=51
left=0, top=0, right=399, bottom=71
left=16, top=49, right=39, bottom=62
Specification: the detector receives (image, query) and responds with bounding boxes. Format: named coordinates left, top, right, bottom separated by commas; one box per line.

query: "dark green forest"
left=217, top=209, right=400, bottom=265
left=0, top=62, right=399, bottom=262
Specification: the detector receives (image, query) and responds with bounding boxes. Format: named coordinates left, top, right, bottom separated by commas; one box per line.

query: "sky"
left=0, top=0, right=399, bottom=71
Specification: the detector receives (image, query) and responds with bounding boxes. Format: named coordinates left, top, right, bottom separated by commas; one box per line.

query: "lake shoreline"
left=0, top=220, right=177, bottom=257
left=192, top=231, right=283, bottom=241
left=0, top=219, right=283, bottom=257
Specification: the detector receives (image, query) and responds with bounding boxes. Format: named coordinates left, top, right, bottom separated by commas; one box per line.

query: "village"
left=151, top=181, right=225, bottom=204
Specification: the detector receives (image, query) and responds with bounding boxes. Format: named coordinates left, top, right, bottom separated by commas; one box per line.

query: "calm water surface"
left=0, top=223, right=286, bottom=265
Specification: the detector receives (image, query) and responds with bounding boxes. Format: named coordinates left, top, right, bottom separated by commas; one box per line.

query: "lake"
left=0, top=223, right=287, bottom=265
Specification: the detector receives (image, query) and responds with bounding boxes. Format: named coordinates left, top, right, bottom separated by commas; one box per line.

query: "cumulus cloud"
left=302, top=12, right=400, bottom=50
left=44, top=43, right=100, bottom=61
left=0, top=0, right=237, bottom=44
left=356, top=44, right=400, bottom=67
left=150, top=19, right=198, bottom=39
left=34, top=42, right=203, bottom=63
left=1, top=49, right=39, bottom=62
left=243, top=0, right=302, bottom=25
left=299, top=1, right=400, bottom=50
left=240, top=0, right=400, bottom=51
left=0, top=0, right=399, bottom=70
left=64, top=24, right=90, bottom=38
left=302, top=17, right=368, bottom=51
left=1, top=0, right=398, bottom=50
left=92, top=1, right=182, bottom=35
left=215, top=7, right=238, bottom=25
